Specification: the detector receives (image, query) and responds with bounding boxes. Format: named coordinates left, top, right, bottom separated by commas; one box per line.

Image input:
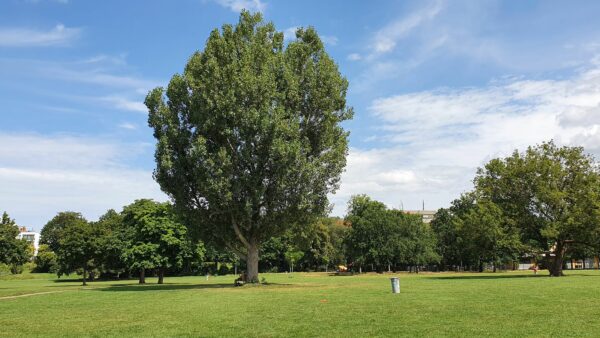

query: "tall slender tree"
left=145, top=11, right=352, bottom=282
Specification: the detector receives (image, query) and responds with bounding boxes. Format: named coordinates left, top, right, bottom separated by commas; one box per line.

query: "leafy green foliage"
left=0, top=211, right=31, bottom=274
left=33, top=244, right=57, bottom=273
left=41, top=212, right=87, bottom=253
left=475, top=141, right=600, bottom=276
left=145, top=11, right=352, bottom=282
left=284, top=249, right=304, bottom=273
left=93, top=209, right=131, bottom=277
left=55, top=215, right=96, bottom=285
left=345, top=195, right=439, bottom=272
left=121, top=199, right=190, bottom=283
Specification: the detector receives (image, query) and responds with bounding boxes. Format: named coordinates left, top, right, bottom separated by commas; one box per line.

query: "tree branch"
left=232, top=218, right=251, bottom=249
left=225, top=242, right=247, bottom=261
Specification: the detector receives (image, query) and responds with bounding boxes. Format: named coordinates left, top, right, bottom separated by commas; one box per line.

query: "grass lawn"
left=1, top=270, right=600, bottom=337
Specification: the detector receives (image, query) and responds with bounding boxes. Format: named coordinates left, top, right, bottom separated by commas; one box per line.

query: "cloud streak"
left=370, top=0, right=443, bottom=57
left=214, top=0, right=265, bottom=13
left=0, top=24, right=81, bottom=47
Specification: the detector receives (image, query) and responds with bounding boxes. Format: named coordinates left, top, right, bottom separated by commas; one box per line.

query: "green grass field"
left=1, top=270, right=600, bottom=337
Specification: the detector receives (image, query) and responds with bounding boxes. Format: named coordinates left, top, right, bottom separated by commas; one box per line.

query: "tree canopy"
left=345, top=195, right=439, bottom=272
left=121, top=199, right=190, bottom=284
left=0, top=212, right=30, bottom=274
left=145, top=11, right=352, bottom=282
left=475, top=141, right=600, bottom=276
left=55, top=215, right=96, bottom=285
left=41, top=211, right=87, bottom=253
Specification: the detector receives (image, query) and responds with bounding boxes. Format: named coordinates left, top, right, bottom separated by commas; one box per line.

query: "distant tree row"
left=431, top=141, right=600, bottom=276
left=38, top=200, right=196, bottom=285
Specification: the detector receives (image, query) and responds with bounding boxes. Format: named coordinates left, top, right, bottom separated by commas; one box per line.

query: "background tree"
left=284, top=249, right=304, bottom=273
left=430, top=208, right=462, bottom=271
left=325, top=218, right=349, bottom=269
left=397, top=211, right=439, bottom=272
left=0, top=212, right=30, bottom=274
left=259, top=233, right=290, bottom=272
left=475, top=141, right=600, bottom=276
left=145, top=11, right=352, bottom=282
left=344, top=195, right=389, bottom=272
left=41, top=212, right=87, bottom=253
left=55, top=216, right=96, bottom=285
left=455, top=200, right=521, bottom=272
left=94, top=209, right=131, bottom=278
left=33, top=244, right=58, bottom=273
left=344, top=196, right=439, bottom=272
left=122, top=199, right=190, bottom=284
left=292, top=218, right=335, bottom=271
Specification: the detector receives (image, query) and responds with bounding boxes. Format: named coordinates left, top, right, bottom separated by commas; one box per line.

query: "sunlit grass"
left=1, top=270, right=600, bottom=337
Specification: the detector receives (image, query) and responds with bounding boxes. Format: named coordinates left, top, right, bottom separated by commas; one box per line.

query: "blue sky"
left=3, top=0, right=600, bottom=230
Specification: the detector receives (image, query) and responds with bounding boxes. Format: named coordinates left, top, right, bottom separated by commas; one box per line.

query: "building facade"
left=17, top=227, right=40, bottom=256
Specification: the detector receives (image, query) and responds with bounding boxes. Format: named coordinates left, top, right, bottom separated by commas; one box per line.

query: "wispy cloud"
left=118, top=122, right=137, bottom=130
left=370, top=0, right=443, bottom=57
left=101, top=96, right=147, bottom=113
left=347, top=53, right=362, bottom=61
left=331, top=57, right=600, bottom=215
left=214, top=0, right=265, bottom=13
left=0, top=24, right=81, bottom=47
left=321, top=35, right=338, bottom=46
left=0, top=133, right=164, bottom=229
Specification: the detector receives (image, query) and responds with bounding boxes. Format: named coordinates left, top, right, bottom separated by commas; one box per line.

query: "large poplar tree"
left=146, top=11, right=352, bottom=282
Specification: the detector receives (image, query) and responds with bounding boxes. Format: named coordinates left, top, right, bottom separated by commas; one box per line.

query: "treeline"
left=1, top=196, right=441, bottom=281
left=3, top=141, right=600, bottom=280
left=431, top=141, right=600, bottom=276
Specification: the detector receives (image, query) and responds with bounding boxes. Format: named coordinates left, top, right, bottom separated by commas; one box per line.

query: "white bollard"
left=390, top=277, right=400, bottom=294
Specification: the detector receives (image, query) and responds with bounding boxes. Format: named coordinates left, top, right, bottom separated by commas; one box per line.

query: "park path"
left=0, top=290, right=68, bottom=300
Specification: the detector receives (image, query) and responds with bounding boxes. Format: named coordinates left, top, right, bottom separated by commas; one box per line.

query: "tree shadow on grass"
left=428, top=272, right=600, bottom=280
left=92, top=282, right=292, bottom=292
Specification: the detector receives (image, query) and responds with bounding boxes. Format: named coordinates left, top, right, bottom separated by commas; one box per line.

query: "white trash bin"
left=390, top=277, right=400, bottom=294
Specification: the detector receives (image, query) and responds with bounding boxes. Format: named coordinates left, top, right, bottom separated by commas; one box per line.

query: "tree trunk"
left=139, top=269, right=146, bottom=284
left=548, top=242, right=566, bottom=277
left=82, top=267, right=87, bottom=286
left=158, top=267, right=164, bottom=284
left=246, top=241, right=259, bottom=283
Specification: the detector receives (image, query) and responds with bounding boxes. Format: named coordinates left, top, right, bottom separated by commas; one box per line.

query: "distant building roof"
left=404, top=210, right=436, bottom=223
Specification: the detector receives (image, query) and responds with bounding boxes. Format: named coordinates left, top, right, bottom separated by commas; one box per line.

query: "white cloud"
left=283, top=26, right=298, bottom=41
left=331, top=59, right=600, bottom=216
left=101, top=96, right=147, bottom=113
left=0, top=57, right=159, bottom=92
left=0, top=24, right=81, bottom=47
left=347, top=53, right=362, bottom=61
left=370, top=0, right=443, bottom=56
left=0, top=133, right=165, bottom=230
left=321, top=35, right=338, bottom=46
left=118, top=122, right=138, bottom=130
left=214, top=0, right=265, bottom=12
